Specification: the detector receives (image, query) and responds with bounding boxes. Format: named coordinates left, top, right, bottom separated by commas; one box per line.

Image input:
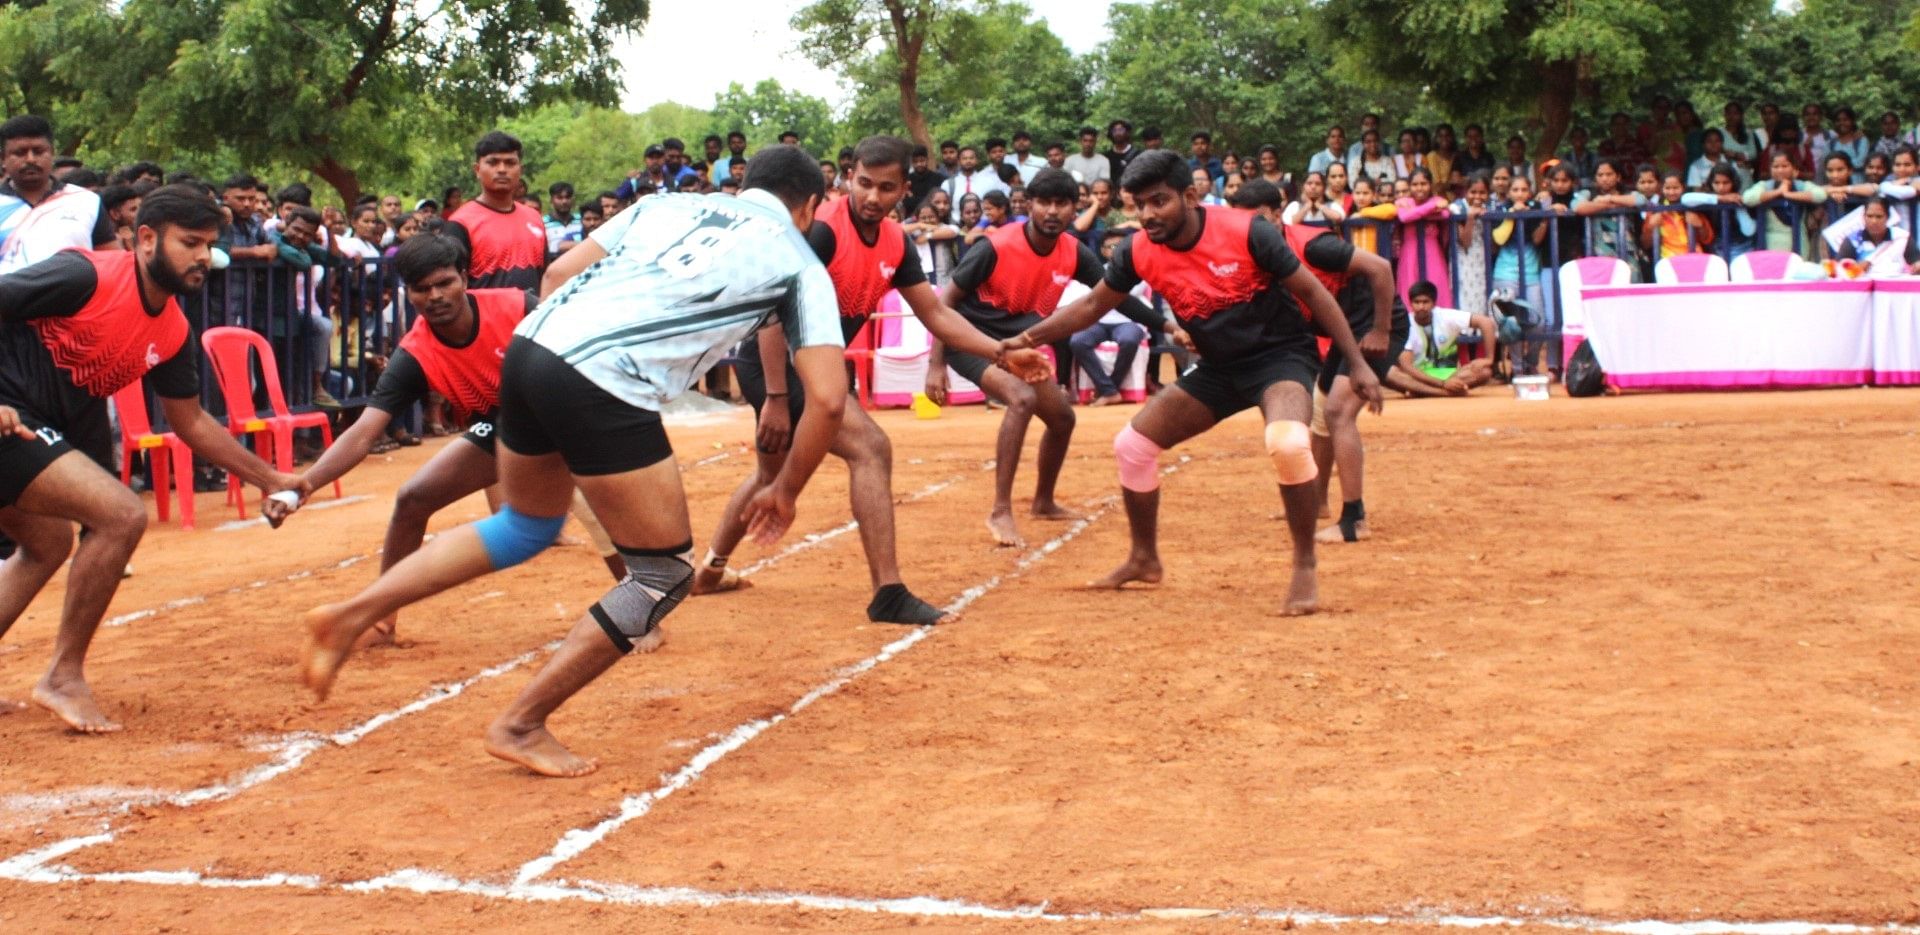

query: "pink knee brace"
left=1265, top=420, right=1318, bottom=486
left=1113, top=425, right=1163, bottom=492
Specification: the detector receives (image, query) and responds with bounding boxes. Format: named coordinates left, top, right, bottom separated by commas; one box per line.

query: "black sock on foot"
left=867, top=583, right=945, bottom=626
left=1338, top=499, right=1365, bottom=542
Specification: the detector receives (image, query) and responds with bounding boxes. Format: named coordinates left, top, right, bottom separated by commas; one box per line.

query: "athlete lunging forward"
left=1004, top=152, right=1384, bottom=614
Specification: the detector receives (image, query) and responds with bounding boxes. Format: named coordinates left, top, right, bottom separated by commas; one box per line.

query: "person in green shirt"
left=1742, top=151, right=1827, bottom=257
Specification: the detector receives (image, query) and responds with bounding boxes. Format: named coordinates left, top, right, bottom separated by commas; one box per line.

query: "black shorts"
left=496, top=337, right=673, bottom=475
left=943, top=312, right=1041, bottom=388
left=460, top=411, right=499, bottom=454
left=0, top=415, right=74, bottom=508
left=731, top=347, right=809, bottom=425
left=1175, top=342, right=1321, bottom=422
left=1318, top=303, right=1413, bottom=392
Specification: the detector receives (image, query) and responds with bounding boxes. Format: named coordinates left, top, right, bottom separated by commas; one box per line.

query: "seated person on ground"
left=1396, top=281, right=1498, bottom=397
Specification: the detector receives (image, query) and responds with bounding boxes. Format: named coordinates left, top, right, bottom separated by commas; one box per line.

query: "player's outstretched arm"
left=540, top=239, right=607, bottom=299
left=897, top=283, right=1048, bottom=382
left=301, top=406, right=392, bottom=493
left=743, top=344, right=846, bottom=544
left=1284, top=266, right=1384, bottom=414
left=160, top=396, right=307, bottom=506
left=1008, top=281, right=1130, bottom=349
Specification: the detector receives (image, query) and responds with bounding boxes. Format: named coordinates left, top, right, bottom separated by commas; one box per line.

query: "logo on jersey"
left=526, top=223, right=545, bottom=239
left=1051, top=271, right=1072, bottom=286
left=495, top=347, right=507, bottom=359
left=879, top=262, right=897, bottom=280
left=1206, top=261, right=1241, bottom=278
left=144, top=343, right=160, bottom=368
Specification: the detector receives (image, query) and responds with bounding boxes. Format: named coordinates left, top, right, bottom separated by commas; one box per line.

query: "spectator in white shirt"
left=1009, top=131, right=1047, bottom=185
left=940, top=146, right=1008, bottom=222
left=1064, top=126, right=1111, bottom=186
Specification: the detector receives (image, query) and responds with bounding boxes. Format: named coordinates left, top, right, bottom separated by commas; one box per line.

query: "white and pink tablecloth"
left=1580, top=280, right=1880, bottom=390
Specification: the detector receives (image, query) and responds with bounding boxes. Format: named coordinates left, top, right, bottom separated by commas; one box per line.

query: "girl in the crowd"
left=1426, top=124, right=1458, bottom=193
left=1676, top=100, right=1707, bottom=166
left=1822, top=153, right=1877, bottom=210
left=1576, top=158, right=1644, bottom=266
left=381, top=214, right=420, bottom=258
left=1490, top=163, right=1514, bottom=202
left=1540, top=163, right=1586, bottom=262
left=1392, top=129, right=1424, bottom=180
left=1829, top=107, right=1869, bottom=182
left=1072, top=178, right=1112, bottom=247
left=1326, top=161, right=1352, bottom=213
left=1256, top=144, right=1288, bottom=188
left=1394, top=167, right=1452, bottom=305
left=1451, top=171, right=1493, bottom=314
left=956, top=193, right=986, bottom=257
left=1641, top=170, right=1714, bottom=260
left=1700, top=164, right=1754, bottom=260
left=1836, top=197, right=1920, bottom=276
left=1350, top=130, right=1394, bottom=188
left=1344, top=175, right=1401, bottom=255
left=1863, top=151, right=1893, bottom=186
left=1503, top=136, right=1535, bottom=188
left=1490, top=174, right=1552, bottom=375
left=1282, top=171, right=1346, bottom=226
left=1742, top=150, right=1827, bottom=256
left=905, top=200, right=961, bottom=286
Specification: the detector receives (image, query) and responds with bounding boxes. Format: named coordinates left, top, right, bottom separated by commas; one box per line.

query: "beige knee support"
left=1265, top=420, right=1318, bottom=486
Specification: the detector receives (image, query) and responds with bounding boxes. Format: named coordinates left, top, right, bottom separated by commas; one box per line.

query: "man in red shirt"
left=445, top=131, right=547, bottom=293
left=691, top=136, right=1050, bottom=624
left=1006, top=152, right=1383, bottom=615
left=0, top=185, right=304, bottom=732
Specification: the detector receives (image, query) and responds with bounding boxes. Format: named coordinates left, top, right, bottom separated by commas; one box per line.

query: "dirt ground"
left=2, top=385, right=1917, bottom=933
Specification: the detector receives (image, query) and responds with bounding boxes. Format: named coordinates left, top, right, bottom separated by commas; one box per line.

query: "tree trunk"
left=311, top=156, right=362, bottom=210
left=898, top=67, right=932, bottom=153
left=1533, top=61, right=1578, bottom=161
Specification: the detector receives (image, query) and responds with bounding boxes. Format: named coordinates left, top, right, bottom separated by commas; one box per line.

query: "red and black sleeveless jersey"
left=1285, top=224, right=1347, bottom=313
left=30, top=251, right=191, bottom=397
left=808, top=198, right=926, bottom=343
left=1104, top=208, right=1310, bottom=364
left=948, top=222, right=1103, bottom=335
left=382, top=289, right=530, bottom=423
left=447, top=200, right=547, bottom=292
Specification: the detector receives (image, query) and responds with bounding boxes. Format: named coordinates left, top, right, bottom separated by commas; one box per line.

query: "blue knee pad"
left=473, top=506, right=566, bottom=570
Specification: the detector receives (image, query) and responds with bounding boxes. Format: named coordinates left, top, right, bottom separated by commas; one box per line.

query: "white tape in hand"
left=268, top=490, right=302, bottom=512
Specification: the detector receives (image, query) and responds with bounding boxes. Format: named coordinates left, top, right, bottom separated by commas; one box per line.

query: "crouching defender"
left=1003, top=152, right=1383, bottom=614
left=299, top=147, right=951, bottom=777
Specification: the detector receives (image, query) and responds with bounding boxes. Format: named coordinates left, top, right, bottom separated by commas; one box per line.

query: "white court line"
left=5, top=855, right=1915, bottom=935
left=736, top=473, right=966, bottom=578
left=510, top=458, right=1189, bottom=887
left=213, top=495, right=373, bottom=532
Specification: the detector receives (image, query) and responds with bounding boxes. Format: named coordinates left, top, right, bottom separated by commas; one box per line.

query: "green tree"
left=1086, top=0, right=1419, bottom=168
left=793, top=0, right=957, bottom=151
left=1674, top=0, right=1920, bottom=129
left=1321, top=0, right=1767, bottom=158
left=706, top=80, right=841, bottom=154
left=837, top=0, right=1089, bottom=150
left=2, top=0, right=651, bottom=205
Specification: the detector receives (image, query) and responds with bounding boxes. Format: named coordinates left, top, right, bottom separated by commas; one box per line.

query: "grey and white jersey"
left=518, top=189, right=843, bottom=411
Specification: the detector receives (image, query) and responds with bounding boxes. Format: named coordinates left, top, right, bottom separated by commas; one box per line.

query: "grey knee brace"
left=590, top=541, right=694, bottom=653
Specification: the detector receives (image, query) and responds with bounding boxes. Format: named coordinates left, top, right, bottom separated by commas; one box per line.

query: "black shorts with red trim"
left=1174, top=341, right=1321, bottom=422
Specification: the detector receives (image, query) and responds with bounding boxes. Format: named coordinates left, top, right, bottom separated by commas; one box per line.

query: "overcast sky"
left=616, top=0, right=1118, bottom=114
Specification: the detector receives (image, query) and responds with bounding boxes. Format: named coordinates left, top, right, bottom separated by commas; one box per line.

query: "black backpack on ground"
left=1565, top=339, right=1606, bottom=397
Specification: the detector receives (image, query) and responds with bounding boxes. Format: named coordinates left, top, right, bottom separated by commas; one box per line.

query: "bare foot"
left=690, top=565, right=752, bottom=596
left=301, top=603, right=370, bottom=701
left=32, top=676, right=121, bottom=733
left=484, top=721, right=598, bottom=778
left=1089, top=394, right=1122, bottom=407
left=1030, top=501, right=1081, bottom=521
left=987, top=512, right=1025, bottom=548
left=1089, top=555, right=1163, bottom=589
left=1284, top=565, right=1319, bottom=616
left=1315, top=519, right=1370, bottom=544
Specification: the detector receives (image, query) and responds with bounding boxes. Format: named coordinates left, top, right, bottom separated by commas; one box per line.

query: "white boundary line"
left=736, top=473, right=967, bottom=578
left=212, top=495, right=373, bottom=532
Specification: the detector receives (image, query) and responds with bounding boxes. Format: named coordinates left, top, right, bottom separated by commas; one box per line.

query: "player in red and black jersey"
left=444, top=131, right=547, bottom=293
left=932, top=166, right=1166, bottom=548
left=1229, top=179, right=1408, bottom=544
left=297, top=233, right=622, bottom=644
left=0, top=185, right=304, bottom=732
left=1007, top=152, right=1383, bottom=615
left=693, top=136, right=1051, bottom=625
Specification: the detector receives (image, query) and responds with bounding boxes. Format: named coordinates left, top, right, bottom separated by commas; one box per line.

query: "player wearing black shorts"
left=294, top=234, right=623, bottom=646
left=302, top=147, right=859, bottom=778
left=929, top=166, right=1164, bottom=548
left=694, top=136, right=1049, bottom=624
left=0, top=185, right=303, bottom=732
left=1002, top=152, right=1383, bottom=615
left=1226, top=179, right=1408, bottom=543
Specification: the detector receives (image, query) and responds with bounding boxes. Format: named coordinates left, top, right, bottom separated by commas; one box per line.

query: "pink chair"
left=1556, top=257, right=1632, bottom=376
left=112, top=383, right=197, bottom=529
left=201, top=327, right=342, bottom=517
left=1654, top=253, right=1730, bottom=284
left=1729, top=250, right=1796, bottom=282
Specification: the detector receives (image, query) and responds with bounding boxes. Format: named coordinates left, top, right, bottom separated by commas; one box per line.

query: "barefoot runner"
left=292, top=233, right=624, bottom=646
left=693, top=136, right=1050, bottom=623
left=1005, top=152, right=1384, bottom=614
left=0, top=185, right=305, bottom=731
left=299, top=148, right=1018, bottom=776
left=926, top=166, right=1165, bottom=548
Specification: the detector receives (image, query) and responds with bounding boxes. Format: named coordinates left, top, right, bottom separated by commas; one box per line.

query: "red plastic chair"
left=200, top=326, right=342, bottom=517
left=844, top=317, right=878, bottom=411
left=112, top=383, right=197, bottom=529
